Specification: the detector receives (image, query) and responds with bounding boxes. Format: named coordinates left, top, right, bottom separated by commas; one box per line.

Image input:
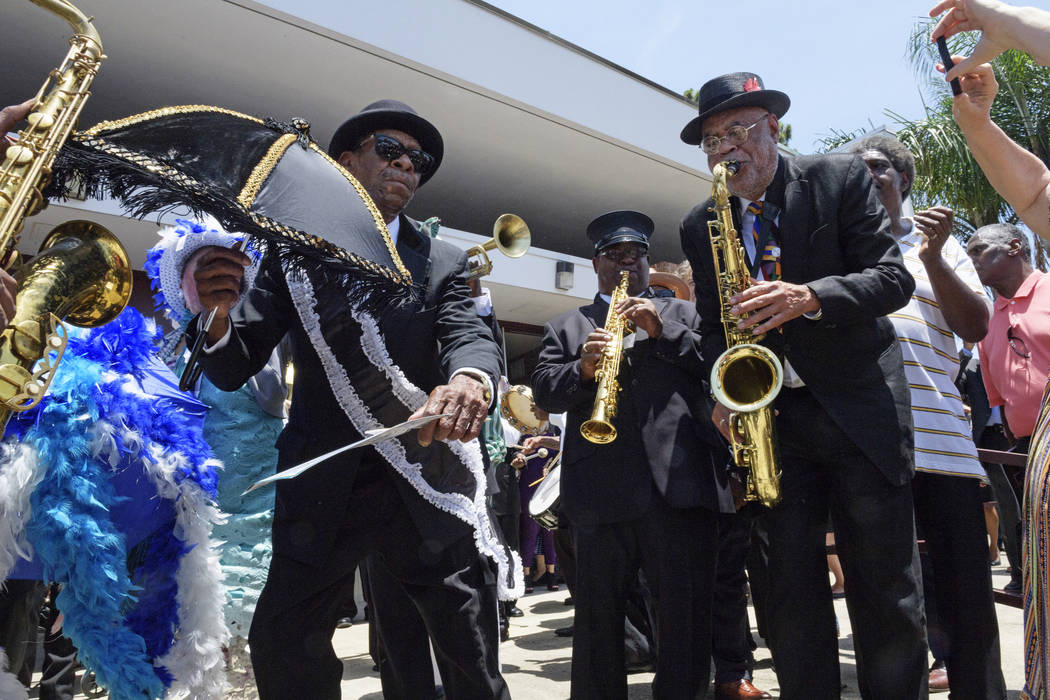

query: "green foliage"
left=682, top=88, right=699, bottom=105
left=778, top=123, right=792, bottom=146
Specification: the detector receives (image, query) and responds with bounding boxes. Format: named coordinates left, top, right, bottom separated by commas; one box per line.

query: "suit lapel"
left=765, top=155, right=808, bottom=282
left=396, top=215, right=432, bottom=285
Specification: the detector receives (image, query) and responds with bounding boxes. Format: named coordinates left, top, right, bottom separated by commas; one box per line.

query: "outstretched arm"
left=948, top=61, right=1050, bottom=240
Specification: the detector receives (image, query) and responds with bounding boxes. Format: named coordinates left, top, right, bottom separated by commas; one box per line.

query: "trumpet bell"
left=492, top=213, right=530, bottom=259
left=466, top=213, right=531, bottom=278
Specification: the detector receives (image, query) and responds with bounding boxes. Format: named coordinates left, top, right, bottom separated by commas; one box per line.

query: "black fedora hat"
left=328, top=99, right=444, bottom=185
left=586, top=210, right=654, bottom=254
left=680, top=72, right=790, bottom=146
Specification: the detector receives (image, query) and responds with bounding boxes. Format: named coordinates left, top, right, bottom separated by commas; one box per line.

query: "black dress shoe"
left=563, top=596, right=574, bottom=606
left=507, top=605, right=524, bottom=617
left=555, top=626, right=574, bottom=637
left=499, top=625, right=510, bottom=643
left=336, top=617, right=353, bottom=629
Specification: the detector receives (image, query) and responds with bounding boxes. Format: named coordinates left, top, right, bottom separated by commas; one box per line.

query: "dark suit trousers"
left=248, top=461, right=508, bottom=700
left=571, top=492, right=719, bottom=700
left=761, top=388, right=926, bottom=700
left=712, top=513, right=755, bottom=684
left=913, top=471, right=1006, bottom=699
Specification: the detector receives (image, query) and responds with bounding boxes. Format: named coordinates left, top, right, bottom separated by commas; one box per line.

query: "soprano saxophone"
left=707, top=161, right=783, bottom=507
left=0, top=0, right=132, bottom=431
left=580, top=270, right=630, bottom=444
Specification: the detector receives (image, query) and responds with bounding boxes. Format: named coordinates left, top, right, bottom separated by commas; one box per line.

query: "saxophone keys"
left=26, top=112, right=55, bottom=130
left=5, top=145, right=35, bottom=165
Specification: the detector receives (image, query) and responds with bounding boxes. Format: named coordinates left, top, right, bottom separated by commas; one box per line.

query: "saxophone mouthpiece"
left=724, top=161, right=740, bottom=175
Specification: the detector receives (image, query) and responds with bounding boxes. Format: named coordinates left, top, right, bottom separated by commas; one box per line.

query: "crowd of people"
left=1, top=0, right=1050, bottom=698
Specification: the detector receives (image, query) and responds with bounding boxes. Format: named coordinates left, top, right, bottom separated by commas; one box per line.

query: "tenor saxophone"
left=0, top=0, right=132, bottom=431
left=580, top=270, right=631, bottom=444
left=707, top=161, right=783, bottom=507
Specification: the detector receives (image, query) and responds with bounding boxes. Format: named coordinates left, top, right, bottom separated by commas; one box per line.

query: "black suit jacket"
left=531, top=294, right=734, bottom=528
left=680, top=153, right=916, bottom=485
left=194, top=214, right=502, bottom=567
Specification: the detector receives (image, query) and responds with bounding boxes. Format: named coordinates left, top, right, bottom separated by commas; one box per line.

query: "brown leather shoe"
left=715, top=679, right=772, bottom=699
left=929, top=666, right=949, bottom=693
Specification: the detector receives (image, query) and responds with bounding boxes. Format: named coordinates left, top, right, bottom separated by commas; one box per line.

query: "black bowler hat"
left=586, top=210, right=654, bottom=254
left=328, top=99, right=444, bottom=185
left=680, top=72, right=790, bottom=146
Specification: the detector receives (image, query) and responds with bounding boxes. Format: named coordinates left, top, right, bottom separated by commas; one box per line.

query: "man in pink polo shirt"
left=967, top=223, right=1050, bottom=448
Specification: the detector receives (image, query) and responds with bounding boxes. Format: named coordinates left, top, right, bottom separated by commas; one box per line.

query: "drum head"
left=501, top=385, right=545, bottom=435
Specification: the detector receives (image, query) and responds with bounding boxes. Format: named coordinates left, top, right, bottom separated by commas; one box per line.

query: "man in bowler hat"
left=190, top=99, right=508, bottom=699
left=532, top=211, right=734, bottom=699
left=678, top=73, right=927, bottom=698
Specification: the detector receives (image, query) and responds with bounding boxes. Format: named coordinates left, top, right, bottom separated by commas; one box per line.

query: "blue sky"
left=487, top=0, right=1050, bottom=153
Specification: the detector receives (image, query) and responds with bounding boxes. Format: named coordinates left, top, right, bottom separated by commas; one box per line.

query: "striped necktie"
left=746, top=200, right=780, bottom=281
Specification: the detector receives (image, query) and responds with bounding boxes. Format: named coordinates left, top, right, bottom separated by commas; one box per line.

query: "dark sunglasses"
left=599, top=244, right=648, bottom=263
left=365, top=133, right=435, bottom=174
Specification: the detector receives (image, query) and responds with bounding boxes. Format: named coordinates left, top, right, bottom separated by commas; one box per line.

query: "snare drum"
left=527, top=462, right=561, bottom=530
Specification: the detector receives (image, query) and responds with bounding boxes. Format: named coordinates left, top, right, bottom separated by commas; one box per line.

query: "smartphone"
left=936, top=36, right=963, bottom=96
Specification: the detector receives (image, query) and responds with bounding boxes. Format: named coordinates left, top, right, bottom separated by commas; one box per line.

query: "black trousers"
left=712, top=513, right=755, bottom=684
left=248, top=461, right=508, bottom=700
left=979, top=424, right=1023, bottom=577
left=913, top=471, right=1006, bottom=699
left=761, top=388, right=927, bottom=700
left=571, top=494, right=719, bottom=700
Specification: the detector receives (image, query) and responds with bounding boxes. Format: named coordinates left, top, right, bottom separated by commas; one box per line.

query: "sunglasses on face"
left=599, top=245, right=648, bottom=263
left=700, top=114, right=770, bottom=155
left=366, top=133, right=435, bottom=174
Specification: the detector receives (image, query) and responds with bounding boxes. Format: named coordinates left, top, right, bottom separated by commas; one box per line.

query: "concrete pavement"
left=49, top=562, right=1026, bottom=698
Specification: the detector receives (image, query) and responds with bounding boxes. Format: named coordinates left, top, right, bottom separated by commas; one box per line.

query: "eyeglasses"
left=364, top=133, right=435, bottom=174
left=1008, top=326, right=1030, bottom=359
left=700, top=114, right=770, bottom=155
left=599, top=245, right=648, bottom=263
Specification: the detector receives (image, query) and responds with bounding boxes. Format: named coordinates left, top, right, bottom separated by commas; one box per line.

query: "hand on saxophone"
left=579, top=328, right=613, bottom=382
left=191, top=243, right=252, bottom=344
left=0, top=100, right=35, bottom=151
left=616, top=297, right=662, bottom=338
left=730, top=279, right=821, bottom=335
left=712, top=401, right=737, bottom=443
left=0, top=268, right=15, bottom=328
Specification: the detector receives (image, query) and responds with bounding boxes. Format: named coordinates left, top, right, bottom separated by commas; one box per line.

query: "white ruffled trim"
left=0, top=441, right=45, bottom=582
left=287, top=272, right=523, bottom=600
left=90, top=421, right=230, bottom=700
left=0, top=650, right=28, bottom=700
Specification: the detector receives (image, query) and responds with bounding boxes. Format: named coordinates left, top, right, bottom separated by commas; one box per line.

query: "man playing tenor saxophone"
left=678, top=72, right=924, bottom=699
left=532, top=210, right=734, bottom=700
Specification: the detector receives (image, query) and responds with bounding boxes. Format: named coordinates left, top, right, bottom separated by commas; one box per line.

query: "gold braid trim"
left=238, top=134, right=296, bottom=209
left=82, top=105, right=263, bottom=136
left=69, top=134, right=412, bottom=287
left=309, top=143, right=409, bottom=280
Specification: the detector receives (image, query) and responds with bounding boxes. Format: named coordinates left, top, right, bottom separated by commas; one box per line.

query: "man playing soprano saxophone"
left=678, top=72, right=925, bottom=699
left=532, top=211, right=734, bottom=699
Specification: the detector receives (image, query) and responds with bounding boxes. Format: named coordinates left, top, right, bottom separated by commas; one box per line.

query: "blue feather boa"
left=11, top=309, right=220, bottom=699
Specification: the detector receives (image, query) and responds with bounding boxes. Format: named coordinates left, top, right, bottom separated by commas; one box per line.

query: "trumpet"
left=466, top=213, right=530, bottom=278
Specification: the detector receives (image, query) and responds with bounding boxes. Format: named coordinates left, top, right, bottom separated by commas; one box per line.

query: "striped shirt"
left=889, top=228, right=989, bottom=479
